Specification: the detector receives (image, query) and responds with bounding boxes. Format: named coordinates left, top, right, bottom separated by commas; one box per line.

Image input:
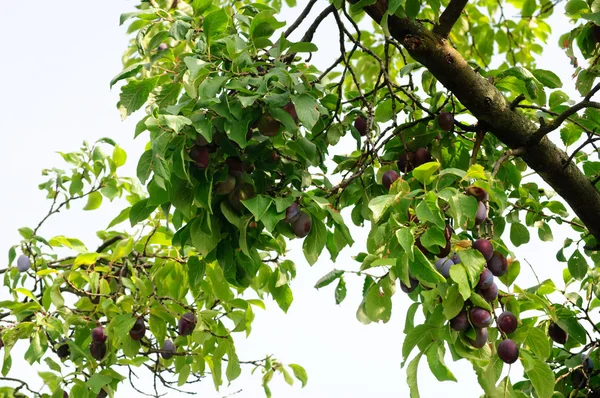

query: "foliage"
left=5, top=0, right=600, bottom=396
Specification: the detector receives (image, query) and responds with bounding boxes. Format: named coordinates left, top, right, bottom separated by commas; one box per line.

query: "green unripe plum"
left=215, top=175, right=236, bottom=195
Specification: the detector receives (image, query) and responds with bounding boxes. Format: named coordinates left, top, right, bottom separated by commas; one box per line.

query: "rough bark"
left=361, top=1, right=600, bottom=240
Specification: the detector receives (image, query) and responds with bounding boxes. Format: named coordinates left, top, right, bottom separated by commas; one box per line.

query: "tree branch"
left=359, top=0, right=600, bottom=240
left=432, top=0, right=468, bottom=38
left=529, top=83, right=600, bottom=144
left=492, top=148, right=525, bottom=176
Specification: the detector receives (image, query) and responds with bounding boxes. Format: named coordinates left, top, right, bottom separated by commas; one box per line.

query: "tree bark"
left=361, top=1, right=600, bottom=240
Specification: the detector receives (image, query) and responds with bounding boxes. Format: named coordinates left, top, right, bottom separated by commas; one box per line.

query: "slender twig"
left=433, top=0, right=469, bottom=38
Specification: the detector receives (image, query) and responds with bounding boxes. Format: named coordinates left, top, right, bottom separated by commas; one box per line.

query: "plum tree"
left=257, top=113, right=280, bottom=137
left=129, top=318, right=146, bottom=341
left=479, top=282, right=498, bottom=302
left=401, top=277, right=419, bottom=293
left=283, top=102, right=298, bottom=123
left=91, top=326, right=106, bottom=343
left=438, top=112, right=453, bottom=131
left=474, top=201, right=488, bottom=226
left=470, top=307, right=492, bottom=328
left=497, top=339, right=519, bottom=364
left=178, top=312, right=197, bottom=336
left=161, top=340, right=175, bottom=360
left=497, top=312, right=518, bottom=335
left=548, top=322, right=568, bottom=345
left=382, top=170, right=400, bottom=191
left=354, top=115, right=368, bottom=136
left=291, top=212, right=312, bottom=238
left=450, top=311, right=469, bottom=332
left=473, top=239, right=493, bottom=261
left=90, top=341, right=107, bottom=361
left=477, top=268, right=494, bottom=290
left=56, top=339, right=70, bottom=359
left=487, top=251, right=508, bottom=277
left=469, top=328, right=488, bottom=349
left=16, top=254, right=30, bottom=272
left=8, top=1, right=600, bottom=397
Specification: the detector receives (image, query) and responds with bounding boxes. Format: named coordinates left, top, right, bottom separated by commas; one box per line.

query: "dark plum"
left=479, top=282, right=498, bottom=302
left=548, top=322, right=568, bottom=345
left=178, top=312, right=197, bottom=336
left=90, top=341, right=107, bottom=361
left=475, top=201, right=487, bottom=225
left=571, top=369, right=585, bottom=389
left=129, top=318, right=146, bottom=341
left=17, top=255, right=31, bottom=272
left=63, top=391, right=69, bottom=398
left=497, top=311, right=518, bottom=334
left=382, top=170, right=400, bottom=191
left=414, top=147, right=432, bottom=166
left=215, top=175, right=236, bottom=195
left=477, top=268, right=494, bottom=290
left=497, top=339, right=519, bottom=364
left=189, top=145, right=209, bottom=169
left=257, top=113, right=281, bottom=137
left=473, top=239, right=493, bottom=261
left=397, top=152, right=416, bottom=173
left=451, top=253, right=461, bottom=264
left=57, top=339, right=70, bottom=359
left=487, top=251, right=508, bottom=277
left=470, top=307, right=492, bottom=328
left=97, top=390, right=108, bottom=398
left=161, top=340, right=176, bottom=359
left=284, top=202, right=301, bottom=223
left=226, top=157, right=245, bottom=176
left=292, top=212, right=312, bottom=238
left=283, top=102, right=298, bottom=122
left=194, top=134, right=208, bottom=146
left=438, top=112, right=454, bottom=131
left=354, top=115, right=368, bottom=136
left=466, top=186, right=489, bottom=202
left=469, top=327, right=488, bottom=349
left=450, top=310, right=469, bottom=332
left=91, top=326, right=107, bottom=343
left=401, top=277, right=419, bottom=293
left=434, top=257, right=448, bottom=272
left=583, top=353, right=595, bottom=373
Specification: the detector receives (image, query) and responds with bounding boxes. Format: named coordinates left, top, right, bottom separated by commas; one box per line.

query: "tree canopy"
left=4, top=0, right=600, bottom=396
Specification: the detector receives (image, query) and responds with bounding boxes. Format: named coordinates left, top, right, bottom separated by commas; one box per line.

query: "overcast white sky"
left=0, top=1, right=584, bottom=397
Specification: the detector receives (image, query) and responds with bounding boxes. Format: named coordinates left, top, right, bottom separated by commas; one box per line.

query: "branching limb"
left=283, top=0, right=317, bottom=38
left=530, top=83, right=600, bottom=144
left=433, top=0, right=468, bottom=38
left=492, top=148, right=525, bottom=176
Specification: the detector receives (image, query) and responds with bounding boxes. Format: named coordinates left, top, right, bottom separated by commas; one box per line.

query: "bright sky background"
left=0, top=1, right=584, bottom=397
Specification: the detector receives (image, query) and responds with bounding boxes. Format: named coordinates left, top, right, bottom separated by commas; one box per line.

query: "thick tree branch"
left=360, top=0, right=600, bottom=240
left=432, top=0, right=468, bottom=38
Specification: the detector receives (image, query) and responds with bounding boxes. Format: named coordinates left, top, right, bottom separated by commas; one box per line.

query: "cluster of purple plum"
left=380, top=147, right=434, bottom=191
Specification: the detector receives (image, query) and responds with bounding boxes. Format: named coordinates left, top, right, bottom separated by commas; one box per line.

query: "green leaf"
left=532, top=69, right=562, bottom=88
left=170, top=20, right=191, bottom=41
left=510, top=222, right=530, bottom=247
left=368, top=195, right=395, bottom=222
left=129, top=199, right=157, bottom=226
left=443, top=285, right=464, bottom=320
left=303, top=216, right=327, bottom=266
left=426, top=343, right=456, bottom=382
left=187, top=256, right=206, bottom=296
left=289, top=364, right=308, bottom=387
left=242, top=195, right=273, bottom=221
left=335, top=277, right=347, bottom=304
left=396, top=228, right=415, bottom=261
left=287, top=42, right=318, bottom=53
left=405, top=0, right=421, bottom=19
left=87, top=373, right=112, bottom=394
left=364, top=283, right=392, bottom=323
left=449, top=264, right=471, bottom=300
left=117, top=77, right=159, bottom=120
left=568, top=249, right=588, bottom=280
left=523, top=357, right=555, bottom=398
left=410, top=249, right=445, bottom=284
left=137, top=150, right=153, bottom=184
left=314, top=270, right=344, bottom=289
left=525, top=327, right=551, bottom=360
left=292, top=94, right=319, bottom=130
left=190, top=216, right=221, bottom=257
left=412, top=161, right=440, bottom=185
left=83, top=191, right=103, bottom=211
left=112, top=145, right=127, bottom=168
left=110, top=64, right=143, bottom=88
left=406, top=351, right=423, bottom=398
left=402, top=324, right=434, bottom=363
left=73, top=253, right=99, bottom=268
left=204, top=9, right=229, bottom=44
